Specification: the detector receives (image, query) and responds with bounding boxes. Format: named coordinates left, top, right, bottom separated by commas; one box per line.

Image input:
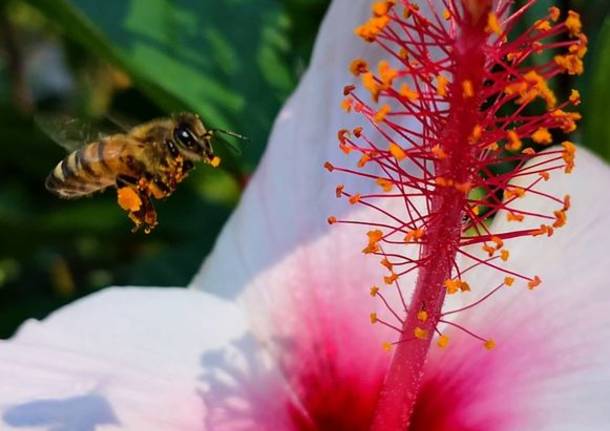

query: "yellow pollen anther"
left=554, top=54, right=584, bottom=76
left=341, top=97, right=353, bottom=112
left=528, top=276, right=542, bottom=290
left=370, top=312, right=378, bottom=324
left=378, top=60, right=398, bottom=87
left=532, top=224, right=554, bottom=237
left=374, top=104, right=391, bottom=123
left=442, top=9, right=451, bottom=21
left=455, top=181, right=472, bottom=194
left=507, top=212, right=525, bottom=222
left=470, top=124, right=483, bottom=144
left=117, top=187, right=142, bottom=212
left=372, top=0, right=393, bottom=17
left=431, top=144, right=447, bottom=159
left=435, top=176, right=453, bottom=187
left=382, top=341, right=393, bottom=352
left=376, top=177, right=394, bottom=192
left=487, top=142, right=499, bottom=151
left=522, top=148, right=536, bottom=156
left=417, top=310, right=428, bottom=322
left=506, top=130, right=522, bottom=151
left=549, top=6, right=560, bottom=22
left=384, top=272, right=398, bottom=285
left=389, top=142, right=407, bottom=161
left=462, top=80, right=474, bottom=98
left=380, top=258, right=393, bottom=271
left=355, top=15, right=390, bottom=42
left=553, top=209, right=567, bottom=228
left=444, top=278, right=470, bottom=294
left=491, top=236, right=504, bottom=249
left=437, top=334, right=449, bottom=348
left=362, top=72, right=380, bottom=101
left=414, top=327, right=428, bottom=340
left=349, top=193, right=361, bottom=205
left=505, top=70, right=557, bottom=109
left=532, top=127, right=553, bottom=145
left=436, top=75, right=449, bottom=97
left=370, top=286, right=380, bottom=297
left=327, top=216, right=337, bottom=225
left=484, top=339, right=496, bottom=350
left=363, top=229, right=384, bottom=254
left=350, top=58, right=369, bottom=76
left=569, top=89, right=581, bottom=105
left=504, top=276, right=515, bottom=286
left=539, top=171, right=550, bottom=181
left=565, top=10, right=582, bottom=37
left=358, top=154, right=371, bottom=168
left=486, top=12, right=501, bottom=35
left=399, top=83, right=419, bottom=101
left=505, top=186, right=525, bottom=199
left=500, top=249, right=510, bottom=261
left=535, top=19, right=552, bottom=32
left=562, top=141, right=576, bottom=173
left=404, top=228, right=424, bottom=242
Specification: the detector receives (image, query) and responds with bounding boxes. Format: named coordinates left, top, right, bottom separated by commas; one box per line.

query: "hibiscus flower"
left=1, top=1, right=609, bottom=430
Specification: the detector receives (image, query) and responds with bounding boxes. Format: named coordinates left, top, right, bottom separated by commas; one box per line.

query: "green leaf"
left=584, top=16, right=610, bottom=162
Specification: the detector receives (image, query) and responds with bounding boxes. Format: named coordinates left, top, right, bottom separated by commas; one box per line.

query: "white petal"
left=192, top=0, right=401, bottom=297
left=0, top=288, right=293, bottom=430
left=421, top=147, right=610, bottom=430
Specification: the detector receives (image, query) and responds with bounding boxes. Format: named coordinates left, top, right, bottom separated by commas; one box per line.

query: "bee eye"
left=173, top=124, right=198, bottom=149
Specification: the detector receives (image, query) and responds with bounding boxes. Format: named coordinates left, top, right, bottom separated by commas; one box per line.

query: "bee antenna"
left=210, top=128, right=249, bottom=141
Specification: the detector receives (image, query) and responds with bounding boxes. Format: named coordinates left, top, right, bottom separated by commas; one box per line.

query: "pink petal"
left=412, top=147, right=610, bottom=430
left=193, top=0, right=406, bottom=298
left=0, top=288, right=293, bottom=430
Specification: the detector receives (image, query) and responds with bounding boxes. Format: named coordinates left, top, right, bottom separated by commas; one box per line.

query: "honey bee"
left=44, top=112, right=244, bottom=233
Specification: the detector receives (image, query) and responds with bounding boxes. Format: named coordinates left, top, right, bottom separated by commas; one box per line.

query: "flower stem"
left=370, top=6, right=490, bottom=429
left=370, top=185, right=465, bottom=430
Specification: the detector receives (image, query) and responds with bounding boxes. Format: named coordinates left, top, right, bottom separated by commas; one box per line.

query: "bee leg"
left=116, top=175, right=158, bottom=234
left=152, top=178, right=173, bottom=200
left=116, top=175, right=139, bottom=188
left=128, top=193, right=158, bottom=234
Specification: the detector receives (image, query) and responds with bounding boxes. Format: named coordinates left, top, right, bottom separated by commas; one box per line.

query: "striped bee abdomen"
left=45, top=141, right=116, bottom=198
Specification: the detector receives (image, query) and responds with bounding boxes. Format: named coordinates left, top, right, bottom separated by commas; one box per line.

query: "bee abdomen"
left=45, top=144, right=113, bottom=198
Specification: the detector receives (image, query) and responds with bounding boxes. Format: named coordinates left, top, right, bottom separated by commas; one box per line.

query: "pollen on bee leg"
left=117, top=187, right=142, bottom=212
left=210, top=156, right=221, bottom=168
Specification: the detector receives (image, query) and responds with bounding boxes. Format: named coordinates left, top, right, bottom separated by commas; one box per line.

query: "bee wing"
left=35, top=113, right=120, bottom=152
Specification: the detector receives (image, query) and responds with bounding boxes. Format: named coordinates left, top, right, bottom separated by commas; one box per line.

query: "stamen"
left=327, top=2, right=586, bottom=427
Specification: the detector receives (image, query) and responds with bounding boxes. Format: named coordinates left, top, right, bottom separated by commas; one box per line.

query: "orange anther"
left=349, top=193, right=361, bottom=205
left=389, top=142, right=407, bottom=160
left=528, top=276, right=542, bottom=289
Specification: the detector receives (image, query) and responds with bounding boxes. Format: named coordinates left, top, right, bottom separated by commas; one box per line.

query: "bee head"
left=172, top=112, right=215, bottom=163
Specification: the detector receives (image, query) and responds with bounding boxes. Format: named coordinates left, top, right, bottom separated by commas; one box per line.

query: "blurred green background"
left=0, top=0, right=608, bottom=337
